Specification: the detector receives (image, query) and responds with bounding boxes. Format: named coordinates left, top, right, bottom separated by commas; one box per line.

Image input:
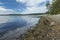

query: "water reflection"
left=0, top=15, right=40, bottom=39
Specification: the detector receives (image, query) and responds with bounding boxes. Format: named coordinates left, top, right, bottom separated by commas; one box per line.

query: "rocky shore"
left=20, top=15, right=60, bottom=40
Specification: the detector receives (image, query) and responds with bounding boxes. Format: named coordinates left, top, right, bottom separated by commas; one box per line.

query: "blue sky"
left=0, top=0, right=52, bottom=14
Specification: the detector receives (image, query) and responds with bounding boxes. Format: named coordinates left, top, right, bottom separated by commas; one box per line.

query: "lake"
left=0, top=15, right=40, bottom=40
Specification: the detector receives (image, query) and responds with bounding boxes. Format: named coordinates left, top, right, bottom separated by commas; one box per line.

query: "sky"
left=0, top=0, right=52, bottom=14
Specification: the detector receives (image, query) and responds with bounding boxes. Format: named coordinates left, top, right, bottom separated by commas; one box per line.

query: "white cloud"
left=16, top=0, right=53, bottom=6
left=49, top=0, right=53, bottom=4
left=16, top=0, right=28, bottom=3
left=0, top=6, right=15, bottom=14
left=21, top=6, right=47, bottom=14
left=16, top=0, right=46, bottom=6
left=0, top=6, right=14, bottom=12
left=16, top=0, right=49, bottom=14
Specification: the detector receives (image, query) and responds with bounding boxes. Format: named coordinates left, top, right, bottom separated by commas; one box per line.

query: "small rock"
left=50, top=21, right=56, bottom=27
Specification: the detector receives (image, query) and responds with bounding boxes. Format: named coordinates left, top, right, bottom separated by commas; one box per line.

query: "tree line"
left=46, top=0, right=60, bottom=15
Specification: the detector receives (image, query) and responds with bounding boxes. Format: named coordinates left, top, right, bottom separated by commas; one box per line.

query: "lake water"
left=0, top=15, right=40, bottom=40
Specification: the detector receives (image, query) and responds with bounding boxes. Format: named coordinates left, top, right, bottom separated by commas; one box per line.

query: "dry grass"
left=20, top=15, right=60, bottom=40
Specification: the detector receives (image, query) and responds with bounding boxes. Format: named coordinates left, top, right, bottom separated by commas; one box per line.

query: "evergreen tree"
left=50, top=0, right=60, bottom=14
left=46, top=1, right=50, bottom=14
left=46, top=1, right=50, bottom=11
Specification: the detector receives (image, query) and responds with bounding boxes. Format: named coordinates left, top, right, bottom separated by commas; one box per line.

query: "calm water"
left=0, top=15, right=40, bottom=39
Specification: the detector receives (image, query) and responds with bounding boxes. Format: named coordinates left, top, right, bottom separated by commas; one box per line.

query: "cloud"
left=0, top=0, right=52, bottom=14
left=0, top=6, right=15, bottom=12
left=16, top=0, right=46, bottom=6
left=21, top=6, right=47, bottom=14
left=0, top=6, right=15, bottom=14
left=49, top=0, right=53, bottom=4
left=16, top=0, right=49, bottom=14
